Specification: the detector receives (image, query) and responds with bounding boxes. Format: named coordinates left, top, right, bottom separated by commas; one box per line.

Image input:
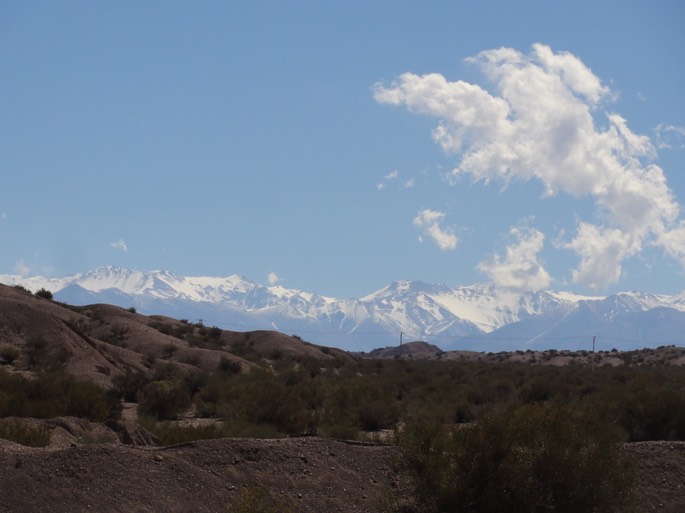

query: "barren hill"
left=0, top=283, right=345, bottom=388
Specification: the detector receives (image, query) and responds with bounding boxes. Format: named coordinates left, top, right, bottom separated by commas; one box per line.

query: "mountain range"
left=2, top=266, right=684, bottom=352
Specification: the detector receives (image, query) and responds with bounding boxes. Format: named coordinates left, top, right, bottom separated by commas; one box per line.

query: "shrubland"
left=1, top=292, right=683, bottom=510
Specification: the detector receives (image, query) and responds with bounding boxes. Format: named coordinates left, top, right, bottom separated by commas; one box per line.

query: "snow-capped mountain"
left=2, top=266, right=684, bottom=352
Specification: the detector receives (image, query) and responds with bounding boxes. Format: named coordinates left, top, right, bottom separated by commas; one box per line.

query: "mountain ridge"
left=2, top=266, right=684, bottom=351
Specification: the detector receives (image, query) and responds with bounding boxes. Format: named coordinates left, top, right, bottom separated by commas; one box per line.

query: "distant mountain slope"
left=2, top=266, right=684, bottom=351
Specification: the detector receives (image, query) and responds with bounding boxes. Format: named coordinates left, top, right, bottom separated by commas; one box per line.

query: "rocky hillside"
left=0, top=282, right=346, bottom=390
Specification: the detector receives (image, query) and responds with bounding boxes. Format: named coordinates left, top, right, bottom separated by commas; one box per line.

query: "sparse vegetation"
left=391, top=403, right=635, bottom=513
left=0, top=369, right=120, bottom=421
left=34, top=288, right=53, bottom=300
left=0, top=419, right=51, bottom=447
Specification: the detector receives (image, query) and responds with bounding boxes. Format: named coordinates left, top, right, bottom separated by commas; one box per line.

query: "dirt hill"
left=0, top=283, right=346, bottom=388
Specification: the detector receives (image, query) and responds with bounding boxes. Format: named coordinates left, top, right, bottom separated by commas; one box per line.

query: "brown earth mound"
left=0, top=434, right=684, bottom=513
left=0, top=436, right=401, bottom=513
left=0, top=283, right=345, bottom=389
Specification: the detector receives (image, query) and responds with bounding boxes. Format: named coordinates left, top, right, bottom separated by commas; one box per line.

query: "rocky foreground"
left=0, top=433, right=400, bottom=513
left=0, top=424, right=684, bottom=513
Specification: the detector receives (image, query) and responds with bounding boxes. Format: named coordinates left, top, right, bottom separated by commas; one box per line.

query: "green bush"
left=394, top=403, right=635, bottom=513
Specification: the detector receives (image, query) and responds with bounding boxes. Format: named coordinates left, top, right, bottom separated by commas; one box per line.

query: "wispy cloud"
left=267, top=272, right=282, bottom=285
left=110, top=239, right=128, bottom=252
left=14, top=260, right=30, bottom=277
left=377, top=169, right=399, bottom=190
left=0, top=212, right=6, bottom=221
left=375, top=44, right=684, bottom=290
left=655, top=124, right=685, bottom=149
left=413, top=209, right=458, bottom=251
left=477, top=227, right=551, bottom=291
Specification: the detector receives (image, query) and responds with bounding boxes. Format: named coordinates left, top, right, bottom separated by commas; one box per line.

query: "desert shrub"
left=217, top=356, right=242, bottom=376
left=160, top=342, right=181, bottom=362
left=34, top=288, right=53, bottom=300
left=197, top=371, right=309, bottom=435
left=143, top=352, right=156, bottom=368
left=0, top=369, right=118, bottom=421
left=393, top=403, right=634, bottom=513
left=208, top=326, right=222, bottom=340
left=614, top=382, right=685, bottom=441
left=0, top=419, right=51, bottom=447
left=112, top=368, right=151, bottom=402
left=357, top=398, right=398, bottom=431
left=24, top=335, right=71, bottom=371
left=25, top=335, right=48, bottom=369
left=12, top=284, right=30, bottom=293
left=137, top=380, right=191, bottom=421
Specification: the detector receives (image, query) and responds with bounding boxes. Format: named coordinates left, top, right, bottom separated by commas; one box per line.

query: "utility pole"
left=592, top=335, right=596, bottom=374
left=400, top=332, right=403, bottom=346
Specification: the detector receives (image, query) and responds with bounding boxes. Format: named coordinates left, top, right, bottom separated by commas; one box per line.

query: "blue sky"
left=1, top=1, right=684, bottom=298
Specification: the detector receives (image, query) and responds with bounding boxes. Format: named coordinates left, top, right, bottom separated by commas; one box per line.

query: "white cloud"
left=477, top=227, right=551, bottom=291
left=375, top=44, right=684, bottom=290
left=267, top=272, right=282, bottom=285
left=377, top=169, right=401, bottom=190
left=0, top=212, right=6, bottom=221
left=14, top=260, right=30, bottom=277
left=413, top=209, right=458, bottom=251
left=655, top=124, right=685, bottom=149
left=404, top=178, right=416, bottom=188
left=110, top=239, right=128, bottom=252
left=559, top=223, right=638, bottom=290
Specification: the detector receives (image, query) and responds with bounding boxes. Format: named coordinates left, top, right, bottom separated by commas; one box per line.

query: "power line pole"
left=400, top=332, right=403, bottom=346
left=592, top=335, right=596, bottom=374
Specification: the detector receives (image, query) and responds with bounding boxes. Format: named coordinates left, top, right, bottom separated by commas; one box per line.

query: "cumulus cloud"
left=413, top=209, right=458, bottom=251
left=375, top=44, right=684, bottom=290
left=267, top=272, right=282, bottom=285
left=477, top=227, right=551, bottom=291
left=110, top=239, right=128, bottom=252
